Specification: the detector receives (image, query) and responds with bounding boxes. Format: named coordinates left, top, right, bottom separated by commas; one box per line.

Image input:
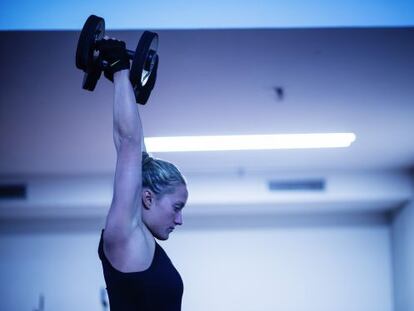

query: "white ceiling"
left=0, top=27, right=413, bottom=177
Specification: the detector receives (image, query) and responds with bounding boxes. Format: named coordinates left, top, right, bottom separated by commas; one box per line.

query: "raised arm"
left=100, top=40, right=146, bottom=244
left=106, top=69, right=143, bottom=235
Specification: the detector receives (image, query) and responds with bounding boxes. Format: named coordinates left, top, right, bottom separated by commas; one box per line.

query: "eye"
left=174, top=205, right=183, bottom=212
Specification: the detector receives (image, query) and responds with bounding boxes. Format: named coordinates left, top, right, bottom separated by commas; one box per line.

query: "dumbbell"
left=75, top=15, right=159, bottom=105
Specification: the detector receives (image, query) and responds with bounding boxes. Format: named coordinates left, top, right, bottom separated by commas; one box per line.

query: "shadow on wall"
left=0, top=210, right=391, bottom=234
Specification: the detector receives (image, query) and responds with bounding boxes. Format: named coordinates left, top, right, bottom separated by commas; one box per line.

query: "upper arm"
left=105, top=140, right=143, bottom=243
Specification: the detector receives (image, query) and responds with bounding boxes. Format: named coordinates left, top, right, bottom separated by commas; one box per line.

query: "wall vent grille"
left=0, top=184, right=27, bottom=199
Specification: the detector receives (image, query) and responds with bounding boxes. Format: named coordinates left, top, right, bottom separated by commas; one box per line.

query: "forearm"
left=113, top=70, right=143, bottom=150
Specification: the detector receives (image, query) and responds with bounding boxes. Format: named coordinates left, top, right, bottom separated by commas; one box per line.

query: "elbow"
left=118, top=134, right=142, bottom=147
left=114, top=132, right=142, bottom=151
left=115, top=126, right=142, bottom=145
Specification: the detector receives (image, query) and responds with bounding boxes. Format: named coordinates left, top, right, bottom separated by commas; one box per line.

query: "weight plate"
left=82, top=64, right=102, bottom=91
left=130, top=31, right=159, bottom=91
left=76, top=15, right=105, bottom=71
left=135, top=54, right=159, bottom=105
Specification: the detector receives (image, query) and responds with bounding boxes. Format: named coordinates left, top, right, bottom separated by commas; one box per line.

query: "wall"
left=2, top=0, right=414, bottom=30
left=392, top=201, right=414, bottom=311
left=0, top=213, right=394, bottom=311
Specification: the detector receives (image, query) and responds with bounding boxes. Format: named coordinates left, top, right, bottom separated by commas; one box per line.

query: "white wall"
left=392, top=201, right=414, bottom=311
left=0, top=214, right=394, bottom=311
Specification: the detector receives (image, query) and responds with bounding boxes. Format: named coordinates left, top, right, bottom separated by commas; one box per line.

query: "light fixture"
left=145, top=133, right=356, bottom=152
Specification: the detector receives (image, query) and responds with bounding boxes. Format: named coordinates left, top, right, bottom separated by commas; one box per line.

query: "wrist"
left=113, top=69, right=130, bottom=80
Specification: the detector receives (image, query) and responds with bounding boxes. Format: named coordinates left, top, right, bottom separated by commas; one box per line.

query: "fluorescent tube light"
left=145, top=133, right=356, bottom=152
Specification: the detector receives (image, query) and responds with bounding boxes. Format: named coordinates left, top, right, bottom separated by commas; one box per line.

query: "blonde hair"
left=142, top=152, right=186, bottom=198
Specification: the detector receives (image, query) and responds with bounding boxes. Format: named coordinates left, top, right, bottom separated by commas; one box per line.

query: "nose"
left=174, top=211, right=183, bottom=226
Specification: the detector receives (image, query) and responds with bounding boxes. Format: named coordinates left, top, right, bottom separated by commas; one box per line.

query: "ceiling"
left=1, top=1, right=413, bottom=30
left=0, top=27, right=413, bottom=177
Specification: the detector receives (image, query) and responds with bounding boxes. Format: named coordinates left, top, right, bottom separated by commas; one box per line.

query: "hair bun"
left=142, top=152, right=153, bottom=166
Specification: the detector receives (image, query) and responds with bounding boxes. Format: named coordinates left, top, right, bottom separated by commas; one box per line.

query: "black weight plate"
left=130, top=31, right=158, bottom=91
left=135, top=55, right=159, bottom=105
left=76, top=15, right=105, bottom=71
left=82, top=64, right=102, bottom=91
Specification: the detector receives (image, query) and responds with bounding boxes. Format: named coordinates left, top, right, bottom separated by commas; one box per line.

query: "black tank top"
left=98, top=230, right=184, bottom=311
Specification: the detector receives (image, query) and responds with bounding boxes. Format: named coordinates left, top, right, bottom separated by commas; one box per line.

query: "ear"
left=142, top=188, right=153, bottom=210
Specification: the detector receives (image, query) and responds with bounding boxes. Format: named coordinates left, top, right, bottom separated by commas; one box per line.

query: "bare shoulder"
left=103, top=226, right=156, bottom=273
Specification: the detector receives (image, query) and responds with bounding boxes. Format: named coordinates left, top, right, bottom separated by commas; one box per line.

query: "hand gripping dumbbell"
left=75, top=15, right=159, bottom=105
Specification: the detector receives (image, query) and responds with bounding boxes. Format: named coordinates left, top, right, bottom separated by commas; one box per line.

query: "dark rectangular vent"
left=0, top=184, right=27, bottom=199
left=268, top=179, right=325, bottom=191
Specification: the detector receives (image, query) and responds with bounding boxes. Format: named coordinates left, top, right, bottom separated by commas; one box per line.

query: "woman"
left=97, top=38, right=189, bottom=311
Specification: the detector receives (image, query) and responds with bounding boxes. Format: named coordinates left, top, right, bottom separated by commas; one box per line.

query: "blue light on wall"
left=1, top=0, right=413, bottom=30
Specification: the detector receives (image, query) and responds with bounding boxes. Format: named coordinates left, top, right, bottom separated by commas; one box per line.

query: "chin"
left=148, top=226, right=169, bottom=241
left=154, top=232, right=169, bottom=241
